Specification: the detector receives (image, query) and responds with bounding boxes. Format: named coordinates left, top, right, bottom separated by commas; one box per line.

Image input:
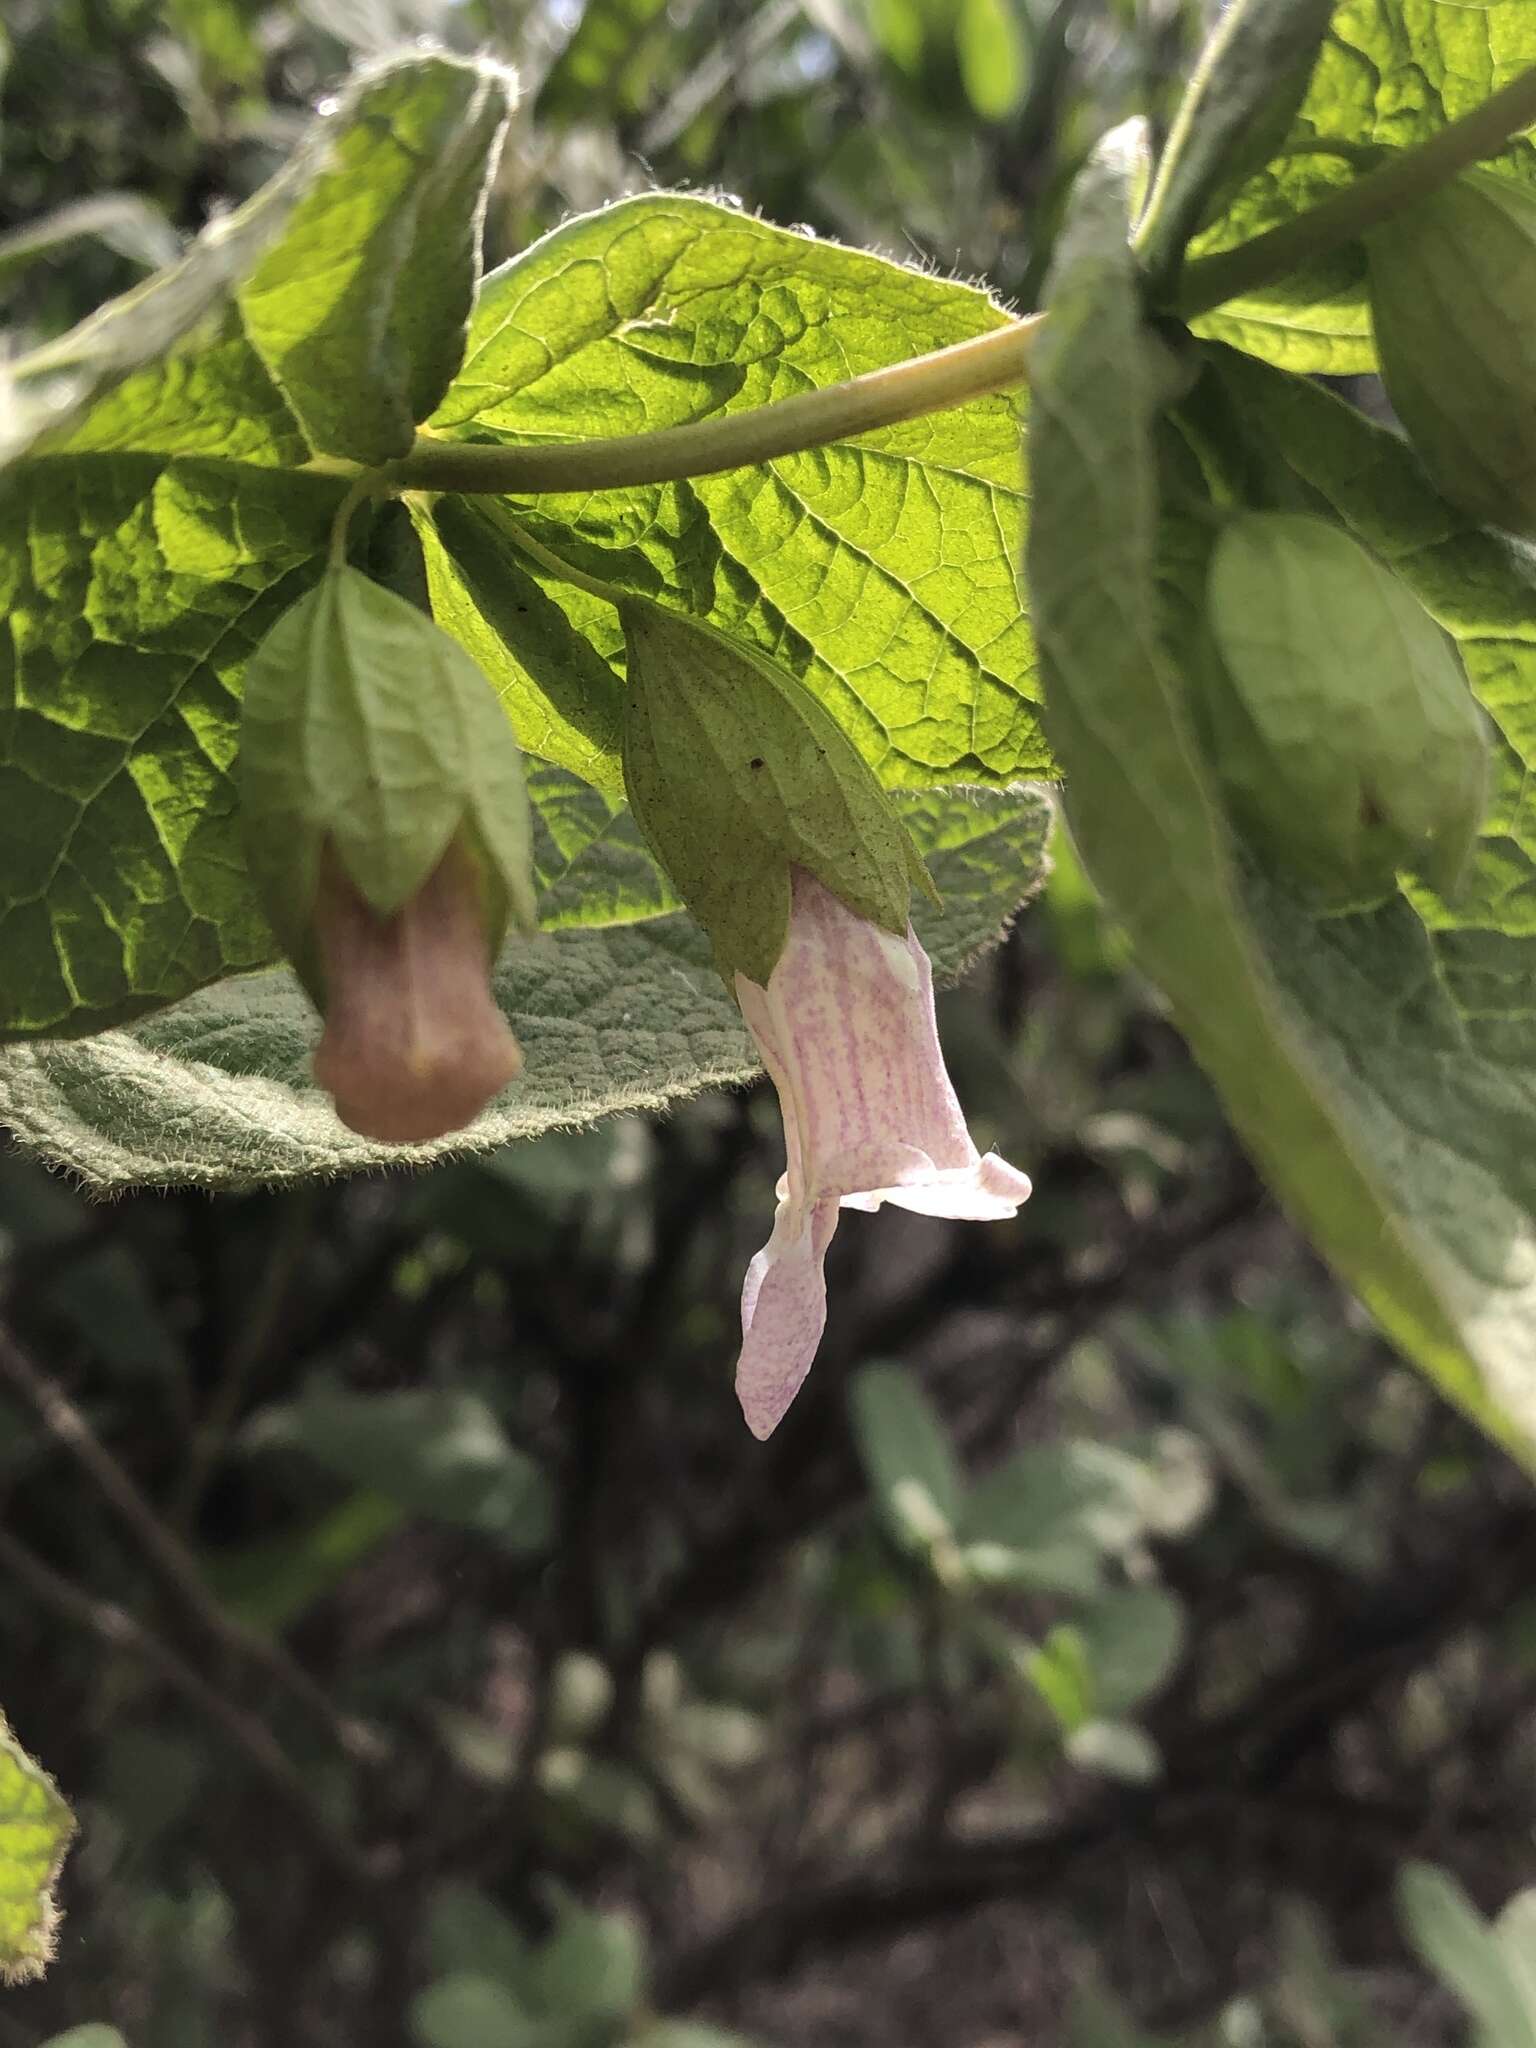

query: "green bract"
left=1368, top=171, right=1536, bottom=536
left=238, top=565, right=537, bottom=1000
left=1198, top=512, right=1489, bottom=904
left=619, top=600, right=929, bottom=988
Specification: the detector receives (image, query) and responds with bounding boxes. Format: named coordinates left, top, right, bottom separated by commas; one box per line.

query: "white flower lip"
left=732, top=868, right=1032, bottom=1441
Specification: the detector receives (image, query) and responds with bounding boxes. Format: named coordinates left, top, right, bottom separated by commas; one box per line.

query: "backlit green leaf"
left=237, top=54, right=516, bottom=463
left=1187, top=0, right=1536, bottom=372
left=0, top=1715, right=74, bottom=1986
left=1134, top=0, right=1334, bottom=286
left=6, top=54, right=510, bottom=468
left=0, top=455, right=341, bottom=1039
left=430, top=192, right=1040, bottom=791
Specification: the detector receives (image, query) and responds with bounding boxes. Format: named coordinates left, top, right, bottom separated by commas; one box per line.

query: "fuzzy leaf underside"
left=0, top=786, right=1051, bottom=1190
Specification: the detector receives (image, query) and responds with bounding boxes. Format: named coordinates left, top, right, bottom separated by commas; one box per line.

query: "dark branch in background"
left=655, top=1501, right=1536, bottom=2009
left=0, top=1324, right=378, bottom=1765
left=0, top=1527, right=373, bottom=1889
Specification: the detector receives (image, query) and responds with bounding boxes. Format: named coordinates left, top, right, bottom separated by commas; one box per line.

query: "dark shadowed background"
left=1, top=4, right=1533, bottom=2044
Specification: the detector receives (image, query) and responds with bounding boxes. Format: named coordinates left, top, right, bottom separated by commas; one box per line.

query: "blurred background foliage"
left=2, top=2, right=1535, bottom=2044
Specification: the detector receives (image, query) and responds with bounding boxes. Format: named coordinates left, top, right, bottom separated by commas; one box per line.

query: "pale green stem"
left=328, top=470, right=386, bottom=567
left=494, top=512, right=622, bottom=604
left=392, top=317, right=1044, bottom=498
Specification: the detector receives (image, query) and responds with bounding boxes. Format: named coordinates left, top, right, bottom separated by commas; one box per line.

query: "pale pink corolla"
left=733, top=868, right=1032, bottom=1440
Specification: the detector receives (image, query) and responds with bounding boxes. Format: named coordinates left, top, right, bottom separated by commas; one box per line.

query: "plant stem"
left=328, top=470, right=385, bottom=566
left=392, top=317, right=1043, bottom=498
left=494, top=511, right=621, bottom=604
left=1177, top=60, right=1536, bottom=319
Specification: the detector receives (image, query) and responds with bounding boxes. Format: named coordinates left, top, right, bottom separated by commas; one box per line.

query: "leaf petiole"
left=388, top=316, right=1043, bottom=498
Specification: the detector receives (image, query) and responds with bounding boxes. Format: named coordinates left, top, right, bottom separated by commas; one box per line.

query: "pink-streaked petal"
left=737, top=875, right=982, bottom=1204
left=862, top=1152, right=1033, bottom=1220
left=735, top=1196, right=840, bottom=1440
left=732, top=866, right=1032, bottom=1440
left=833, top=1148, right=1031, bottom=1219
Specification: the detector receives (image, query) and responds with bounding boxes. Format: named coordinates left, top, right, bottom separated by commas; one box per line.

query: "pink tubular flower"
left=733, top=868, right=1032, bottom=1440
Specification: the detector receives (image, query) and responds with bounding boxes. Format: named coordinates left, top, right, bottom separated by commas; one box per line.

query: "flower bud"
left=308, top=840, right=522, bottom=1143
left=239, top=565, right=537, bottom=1140
left=1368, top=171, right=1536, bottom=535
left=1197, top=511, right=1489, bottom=905
left=619, top=599, right=930, bottom=986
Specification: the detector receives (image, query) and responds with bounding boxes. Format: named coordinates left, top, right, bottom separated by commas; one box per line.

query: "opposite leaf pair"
left=239, top=563, right=1033, bottom=1435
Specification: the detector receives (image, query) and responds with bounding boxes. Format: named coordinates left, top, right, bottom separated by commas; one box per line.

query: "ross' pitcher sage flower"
left=733, top=868, right=1032, bottom=1440
left=310, top=839, right=522, bottom=1144
left=239, top=565, right=537, bottom=1143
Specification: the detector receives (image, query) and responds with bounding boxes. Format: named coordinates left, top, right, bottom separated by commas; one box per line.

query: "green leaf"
left=620, top=598, right=925, bottom=984
left=1026, top=1623, right=1095, bottom=1733
left=1027, top=129, right=1536, bottom=1471
left=237, top=53, right=515, bottom=463
left=416, top=502, right=626, bottom=800
left=1398, top=1864, right=1536, bottom=2048
left=0, top=784, right=1049, bottom=1190
left=1134, top=0, right=1335, bottom=283
left=523, top=763, right=677, bottom=930
left=955, top=0, right=1029, bottom=124
left=410, top=1974, right=536, bottom=2048
left=637, top=2029, right=764, bottom=2048
left=530, top=1894, right=643, bottom=2024
left=0, top=455, right=342, bottom=1039
left=204, top=1489, right=403, bottom=1634
left=1198, top=345, right=1536, bottom=1465
left=5, top=54, right=503, bottom=468
left=849, top=1362, right=966, bottom=1542
left=962, top=1441, right=1123, bottom=1590
left=424, top=1882, right=533, bottom=1994
left=2, top=165, right=304, bottom=468
left=238, top=565, right=537, bottom=984
left=430, top=192, right=1041, bottom=791
left=0, top=1714, right=75, bottom=1986
left=38, top=2032, right=130, bottom=2048
left=0, top=172, right=1034, bottom=1061
left=1187, top=0, right=1536, bottom=372
left=164, top=0, right=264, bottom=89
left=248, top=1380, right=553, bottom=1551
left=1498, top=1891, right=1536, bottom=2021
left=538, top=1747, right=665, bottom=1843
left=1076, top=1586, right=1184, bottom=1717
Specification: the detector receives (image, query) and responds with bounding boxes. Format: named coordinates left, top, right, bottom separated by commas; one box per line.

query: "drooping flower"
left=733, top=868, right=1032, bottom=1440
left=238, top=564, right=537, bottom=1145
left=311, top=839, right=522, bottom=1144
